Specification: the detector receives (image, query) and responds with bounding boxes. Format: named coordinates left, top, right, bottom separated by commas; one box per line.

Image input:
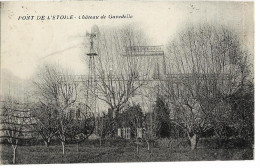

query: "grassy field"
left=0, top=139, right=253, bottom=164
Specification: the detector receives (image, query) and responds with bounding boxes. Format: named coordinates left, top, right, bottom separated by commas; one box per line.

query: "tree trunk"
left=12, top=145, right=17, bottom=164
left=136, top=143, right=139, bottom=154
left=61, top=141, right=65, bottom=155
left=44, top=138, right=51, bottom=147
left=146, top=140, right=150, bottom=151
left=189, top=134, right=199, bottom=150
left=99, top=137, right=102, bottom=148
left=47, top=137, right=51, bottom=146
left=168, top=139, right=172, bottom=150
left=77, top=142, right=79, bottom=153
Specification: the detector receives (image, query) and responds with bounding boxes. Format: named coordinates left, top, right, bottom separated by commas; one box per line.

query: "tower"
left=86, top=26, right=100, bottom=136
left=86, top=25, right=99, bottom=117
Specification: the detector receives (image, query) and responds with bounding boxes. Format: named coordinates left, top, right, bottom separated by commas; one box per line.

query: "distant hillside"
left=0, top=69, right=33, bottom=102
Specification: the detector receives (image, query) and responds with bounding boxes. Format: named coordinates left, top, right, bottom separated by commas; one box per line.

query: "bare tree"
left=164, top=24, right=252, bottom=150
left=33, top=64, right=79, bottom=155
left=0, top=96, right=37, bottom=164
left=31, top=102, right=58, bottom=147
left=84, top=25, right=152, bottom=136
left=66, top=103, right=95, bottom=152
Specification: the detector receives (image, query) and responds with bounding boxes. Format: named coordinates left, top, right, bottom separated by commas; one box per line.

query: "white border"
left=0, top=0, right=258, bottom=168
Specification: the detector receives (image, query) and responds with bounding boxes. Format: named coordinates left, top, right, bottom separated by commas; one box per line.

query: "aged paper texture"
left=0, top=1, right=254, bottom=165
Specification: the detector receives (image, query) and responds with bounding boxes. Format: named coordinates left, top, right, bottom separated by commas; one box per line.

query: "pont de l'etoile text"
left=17, top=14, right=133, bottom=21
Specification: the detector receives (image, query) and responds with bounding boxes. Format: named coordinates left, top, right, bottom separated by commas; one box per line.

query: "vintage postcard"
left=0, top=0, right=254, bottom=165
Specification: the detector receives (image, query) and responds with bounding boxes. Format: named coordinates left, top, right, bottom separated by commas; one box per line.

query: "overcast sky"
left=1, top=1, right=254, bottom=80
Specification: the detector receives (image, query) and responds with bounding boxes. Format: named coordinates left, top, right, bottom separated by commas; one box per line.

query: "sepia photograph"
left=0, top=0, right=255, bottom=165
